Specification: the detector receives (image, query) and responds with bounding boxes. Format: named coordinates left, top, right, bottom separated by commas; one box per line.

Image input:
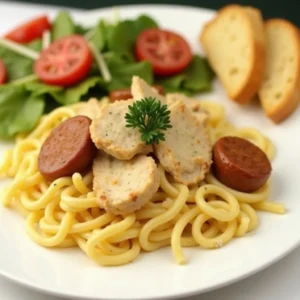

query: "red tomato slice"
left=5, top=15, right=51, bottom=44
left=0, top=60, right=7, bottom=84
left=135, top=28, right=192, bottom=76
left=34, top=35, right=92, bottom=87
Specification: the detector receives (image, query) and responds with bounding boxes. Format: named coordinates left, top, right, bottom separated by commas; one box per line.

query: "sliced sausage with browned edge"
left=38, top=116, right=97, bottom=181
left=212, top=136, right=272, bottom=193
left=109, top=85, right=165, bottom=102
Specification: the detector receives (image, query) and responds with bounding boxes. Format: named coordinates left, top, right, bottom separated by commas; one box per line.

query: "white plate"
left=1, top=4, right=300, bottom=300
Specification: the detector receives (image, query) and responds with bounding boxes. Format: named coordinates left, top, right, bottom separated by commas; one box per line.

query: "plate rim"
left=1, top=243, right=299, bottom=300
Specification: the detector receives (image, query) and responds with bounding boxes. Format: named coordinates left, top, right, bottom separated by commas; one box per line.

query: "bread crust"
left=259, top=19, right=300, bottom=123
left=200, top=5, right=266, bottom=104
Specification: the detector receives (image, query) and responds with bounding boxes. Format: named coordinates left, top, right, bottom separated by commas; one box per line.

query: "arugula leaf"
left=0, top=85, right=44, bottom=139
left=75, top=24, right=90, bottom=35
left=105, top=54, right=153, bottom=91
left=156, top=74, right=186, bottom=93
left=135, top=15, right=158, bottom=35
left=0, top=38, right=41, bottom=82
left=183, top=56, right=214, bottom=92
left=103, top=51, right=126, bottom=64
left=0, top=38, right=42, bottom=81
left=107, top=20, right=137, bottom=61
left=24, top=77, right=104, bottom=105
left=51, top=77, right=103, bottom=105
left=98, top=20, right=115, bottom=52
left=25, top=82, right=63, bottom=97
left=90, top=29, right=105, bottom=52
left=7, top=96, right=44, bottom=137
left=52, top=11, right=76, bottom=41
left=156, top=55, right=214, bottom=95
left=88, top=20, right=108, bottom=52
left=27, top=39, right=42, bottom=52
left=107, top=61, right=153, bottom=91
left=156, top=74, right=193, bottom=96
left=0, top=49, right=32, bottom=81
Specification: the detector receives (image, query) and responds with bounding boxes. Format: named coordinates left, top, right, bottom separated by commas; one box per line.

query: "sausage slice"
left=38, top=116, right=97, bottom=181
left=212, top=136, right=272, bottom=193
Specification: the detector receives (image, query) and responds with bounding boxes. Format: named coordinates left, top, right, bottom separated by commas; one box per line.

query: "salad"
left=0, top=11, right=214, bottom=139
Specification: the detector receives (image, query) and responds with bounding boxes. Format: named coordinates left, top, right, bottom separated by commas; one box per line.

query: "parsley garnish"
left=125, top=97, right=172, bottom=145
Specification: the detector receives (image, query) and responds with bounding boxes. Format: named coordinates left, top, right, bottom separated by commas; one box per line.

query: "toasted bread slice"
left=258, top=19, right=300, bottom=123
left=200, top=5, right=265, bottom=104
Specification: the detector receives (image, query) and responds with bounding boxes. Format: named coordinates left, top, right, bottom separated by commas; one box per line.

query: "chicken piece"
left=93, top=152, right=160, bottom=215
left=90, top=99, right=152, bottom=160
left=131, top=76, right=166, bottom=103
left=71, top=98, right=109, bottom=120
left=154, top=100, right=212, bottom=185
left=166, top=93, right=209, bottom=124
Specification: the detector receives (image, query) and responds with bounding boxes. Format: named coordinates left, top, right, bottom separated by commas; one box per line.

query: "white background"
left=0, top=1, right=299, bottom=300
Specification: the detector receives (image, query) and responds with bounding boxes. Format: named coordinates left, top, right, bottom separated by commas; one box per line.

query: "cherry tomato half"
left=5, top=15, right=51, bottom=44
left=0, top=60, right=7, bottom=84
left=34, top=35, right=92, bottom=87
left=135, top=28, right=192, bottom=76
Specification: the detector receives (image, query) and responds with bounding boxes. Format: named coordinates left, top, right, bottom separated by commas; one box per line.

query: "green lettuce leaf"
left=156, top=74, right=186, bottom=94
left=75, top=24, right=90, bottom=35
left=0, top=39, right=42, bottom=81
left=25, top=77, right=104, bottom=105
left=52, top=11, right=76, bottom=41
left=25, top=82, right=63, bottom=97
left=105, top=54, right=153, bottom=91
left=157, top=55, right=214, bottom=95
left=0, top=85, right=45, bottom=139
left=135, top=15, right=158, bottom=34
left=51, top=77, right=104, bottom=105
left=107, top=20, right=137, bottom=61
left=183, top=56, right=214, bottom=92
left=89, top=20, right=108, bottom=52
left=27, top=39, right=42, bottom=51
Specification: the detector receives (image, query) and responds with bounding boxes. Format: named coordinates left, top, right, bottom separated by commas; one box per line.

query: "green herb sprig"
left=125, top=97, right=172, bottom=145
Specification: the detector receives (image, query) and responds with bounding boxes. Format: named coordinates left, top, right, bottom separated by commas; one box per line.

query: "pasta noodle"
left=0, top=100, right=285, bottom=266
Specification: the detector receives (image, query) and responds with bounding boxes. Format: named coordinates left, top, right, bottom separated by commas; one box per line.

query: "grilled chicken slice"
left=166, top=93, right=209, bottom=124
left=90, top=99, right=152, bottom=160
left=131, top=76, right=166, bottom=103
left=93, top=152, right=160, bottom=215
left=154, top=100, right=212, bottom=185
left=73, top=98, right=105, bottom=120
